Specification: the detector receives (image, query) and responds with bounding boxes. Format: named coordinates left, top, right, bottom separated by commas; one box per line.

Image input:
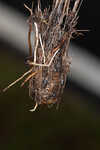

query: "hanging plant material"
left=3, top=0, right=84, bottom=111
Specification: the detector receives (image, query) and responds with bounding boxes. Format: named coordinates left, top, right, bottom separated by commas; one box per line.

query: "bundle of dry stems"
left=3, top=0, right=83, bottom=111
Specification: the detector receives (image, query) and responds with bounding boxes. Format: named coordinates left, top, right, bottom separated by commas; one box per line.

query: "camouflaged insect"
left=3, top=0, right=83, bottom=111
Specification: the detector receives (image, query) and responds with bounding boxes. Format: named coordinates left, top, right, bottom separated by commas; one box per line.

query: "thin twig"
left=30, top=102, right=38, bottom=112
left=63, top=0, right=69, bottom=14
left=66, top=0, right=70, bottom=15
left=3, top=69, right=32, bottom=92
left=72, top=0, right=80, bottom=13
left=28, top=48, right=60, bottom=67
left=28, top=24, right=32, bottom=57
left=48, top=49, right=60, bottom=66
left=24, top=4, right=33, bottom=15
left=75, top=0, right=83, bottom=15
left=38, top=0, right=41, bottom=12
left=34, top=22, right=39, bottom=63
left=39, top=33, right=46, bottom=64
left=21, top=71, right=38, bottom=87
left=55, top=0, right=60, bottom=8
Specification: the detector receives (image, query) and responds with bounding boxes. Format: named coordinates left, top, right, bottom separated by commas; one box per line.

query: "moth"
left=3, top=0, right=83, bottom=111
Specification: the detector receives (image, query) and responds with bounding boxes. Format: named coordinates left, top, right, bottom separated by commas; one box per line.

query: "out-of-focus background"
left=0, top=0, right=100, bottom=150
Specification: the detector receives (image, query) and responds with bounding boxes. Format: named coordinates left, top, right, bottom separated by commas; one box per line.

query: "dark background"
left=0, top=0, right=100, bottom=150
left=1, top=0, right=100, bottom=57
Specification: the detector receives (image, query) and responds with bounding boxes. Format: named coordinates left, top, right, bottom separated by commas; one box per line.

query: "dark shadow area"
left=0, top=43, right=100, bottom=150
